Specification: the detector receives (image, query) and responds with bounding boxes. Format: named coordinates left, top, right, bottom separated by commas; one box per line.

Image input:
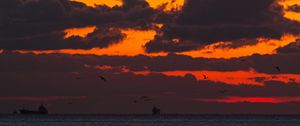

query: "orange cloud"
left=60, top=29, right=166, bottom=57
left=71, top=0, right=184, bottom=11
left=134, top=69, right=300, bottom=86
left=194, top=96, right=300, bottom=103
left=278, top=0, right=300, bottom=22
left=17, top=26, right=299, bottom=59
left=179, top=34, right=299, bottom=59
left=70, top=0, right=122, bottom=7
left=17, top=29, right=167, bottom=57
left=145, top=0, right=184, bottom=11
left=64, top=26, right=96, bottom=38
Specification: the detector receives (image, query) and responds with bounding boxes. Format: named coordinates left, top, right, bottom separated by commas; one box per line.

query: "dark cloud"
left=0, top=0, right=161, bottom=50
left=1, top=52, right=300, bottom=74
left=0, top=0, right=156, bottom=37
left=0, top=64, right=300, bottom=114
left=145, top=0, right=300, bottom=53
left=122, top=0, right=149, bottom=9
left=0, top=52, right=299, bottom=113
left=0, top=27, right=125, bottom=50
left=145, top=37, right=199, bottom=53
left=277, top=39, right=300, bottom=53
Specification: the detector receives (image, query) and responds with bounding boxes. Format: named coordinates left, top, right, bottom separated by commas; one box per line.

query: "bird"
left=75, top=77, right=81, bottom=80
left=203, top=74, right=208, bottom=80
left=98, top=75, right=107, bottom=82
left=275, top=66, right=281, bottom=72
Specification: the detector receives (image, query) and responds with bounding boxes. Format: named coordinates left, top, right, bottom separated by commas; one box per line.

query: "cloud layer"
left=145, top=0, right=300, bottom=53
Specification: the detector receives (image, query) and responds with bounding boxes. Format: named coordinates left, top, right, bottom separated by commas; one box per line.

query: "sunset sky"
left=0, top=0, right=300, bottom=114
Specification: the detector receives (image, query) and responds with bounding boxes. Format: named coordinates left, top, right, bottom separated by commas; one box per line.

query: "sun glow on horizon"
left=194, top=96, right=300, bottom=103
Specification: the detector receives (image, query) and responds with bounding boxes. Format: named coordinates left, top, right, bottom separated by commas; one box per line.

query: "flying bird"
left=98, top=75, right=107, bottom=82
left=275, top=66, right=281, bottom=72
left=203, top=74, right=208, bottom=80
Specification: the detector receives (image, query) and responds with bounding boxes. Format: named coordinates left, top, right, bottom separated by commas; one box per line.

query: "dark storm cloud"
left=1, top=52, right=300, bottom=74
left=145, top=0, right=300, bottom=53
left=277, top=39, right=300, bottom=53
left=0, top=0, right=161, bottom=50
left=0, top=27, right=125, bottom=50
left=288, top=4, right=300, bottom=12
left=0, top=0, right=156, bottom=37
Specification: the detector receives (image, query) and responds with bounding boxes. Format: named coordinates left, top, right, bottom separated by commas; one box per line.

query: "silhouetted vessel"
left=152, top=106, right=161, bottom=115
left=19, top=104, right=48, bottom=115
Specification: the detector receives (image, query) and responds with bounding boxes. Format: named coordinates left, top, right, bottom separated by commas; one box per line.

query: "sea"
left=1, top=115, right=300, bottom=126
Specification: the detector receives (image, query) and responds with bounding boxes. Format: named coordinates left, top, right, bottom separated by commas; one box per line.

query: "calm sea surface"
left=1, top=115, right=300, bottom=126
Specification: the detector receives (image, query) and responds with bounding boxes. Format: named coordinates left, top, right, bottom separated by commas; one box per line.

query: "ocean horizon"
left=1, top=114, right=300, bottom=126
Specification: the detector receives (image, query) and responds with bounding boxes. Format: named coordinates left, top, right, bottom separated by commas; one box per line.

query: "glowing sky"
left=132, top=69, right=300, bottom=86
left=1, top=0, right=300, bottom=114
left=278, top=0, right=300, bottom=22
left=71, top=0, right=185, bottom=11
left=64, top=26, right=96, bottom=38
left=194, top=96, right=300, bottom=103
left=70, top=0, right=123, bottom=7
left=59, top=0, right=300, bottom=59
left=21, top=27, right=299, bottom=59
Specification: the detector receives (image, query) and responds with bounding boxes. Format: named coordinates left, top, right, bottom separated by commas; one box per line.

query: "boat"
left=152, top=106, right=161, bottom=115
left=19, top=104, right=48, bottom=115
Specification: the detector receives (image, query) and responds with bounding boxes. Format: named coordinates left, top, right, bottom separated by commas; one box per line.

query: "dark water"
left=1, top=115, right=300, bottom=126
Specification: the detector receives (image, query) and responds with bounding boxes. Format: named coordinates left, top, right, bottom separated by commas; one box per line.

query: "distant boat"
left=19, top=104, right=48, bottom=115
left=152, top=106, right=161, bottom=115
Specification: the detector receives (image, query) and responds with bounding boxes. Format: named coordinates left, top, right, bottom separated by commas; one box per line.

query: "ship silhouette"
left=18, top=104, right=48, bottom=115
left=152, top=106, right=161, bottom=115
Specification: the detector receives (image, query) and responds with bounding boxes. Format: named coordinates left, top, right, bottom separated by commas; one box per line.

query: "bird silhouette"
left=275, top=66, right=281, bottom=72
left=98, top=75, right=107, bottom=82
left=203, top=74, right=208, bottom=80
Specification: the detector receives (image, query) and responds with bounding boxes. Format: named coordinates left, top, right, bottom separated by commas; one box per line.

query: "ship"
left=152, top=106, right=161, bottom=115
left=18, top=104, right=48, bottom=115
